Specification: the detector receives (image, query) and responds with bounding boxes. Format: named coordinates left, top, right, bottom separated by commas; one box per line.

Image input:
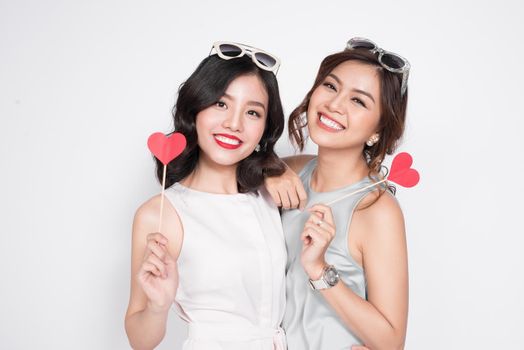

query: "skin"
left=125, top=73, right=269, bottom=350
left=265, top=61, right=408, bottom=350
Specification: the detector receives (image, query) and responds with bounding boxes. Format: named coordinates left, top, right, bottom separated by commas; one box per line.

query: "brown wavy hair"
left=155, top=54, right=286, bottom=194
left=288, top=49, right=408, bottom=193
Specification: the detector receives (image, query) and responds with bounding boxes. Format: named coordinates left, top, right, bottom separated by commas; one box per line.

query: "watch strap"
left=309, top=278, right=330, bottom=290
left=309, top=265, right=337, bottom=290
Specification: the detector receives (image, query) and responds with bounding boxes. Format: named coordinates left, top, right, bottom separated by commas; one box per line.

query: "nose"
left=326, top=92, right=345, bottom=115
left=222, top=107, right=243, bottom=132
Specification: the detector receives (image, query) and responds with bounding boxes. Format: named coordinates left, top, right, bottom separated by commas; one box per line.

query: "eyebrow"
left=223, top=93, right=267, bottom=111
left=352, top=89, right=376, bottom=104
left=327, top=73, right=376, bottom=104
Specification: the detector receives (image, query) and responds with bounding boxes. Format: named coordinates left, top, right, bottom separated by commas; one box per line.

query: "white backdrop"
left=1, top=0, right=523, bottom=349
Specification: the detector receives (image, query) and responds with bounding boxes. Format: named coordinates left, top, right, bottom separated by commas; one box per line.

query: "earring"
left=254, top=144, right=261, bottom=152
left=366, top=134, right=380, bottom=147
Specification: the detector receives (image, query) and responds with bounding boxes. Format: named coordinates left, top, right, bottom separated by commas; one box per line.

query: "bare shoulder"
left=282, top=154, right=316, bottom=174
left=356, top=191, right=406, bottom=247
left=133, top=193, right=184, bottom=258
left=133, top=195, right=163, bottom=230
left=362, top=191, right=404, bottom=225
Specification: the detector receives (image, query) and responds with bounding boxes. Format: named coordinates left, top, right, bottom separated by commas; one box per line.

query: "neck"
left=311, top=147, right=369, bottom=192
left=181, top=154, right=239, bottom=194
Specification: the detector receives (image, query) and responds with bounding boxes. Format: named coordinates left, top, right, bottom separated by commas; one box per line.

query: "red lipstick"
left=214, top=133, right=242, bottom=150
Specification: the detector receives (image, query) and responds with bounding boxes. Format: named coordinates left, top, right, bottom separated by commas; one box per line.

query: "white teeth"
left=319, top=115, right=344, bottom=130
left=215, top=135, right=241, bottom=145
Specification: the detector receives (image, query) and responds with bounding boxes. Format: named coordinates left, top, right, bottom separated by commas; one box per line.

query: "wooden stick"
left=324, top=179, right=388, bottom=206
left=158, top=164, right=167, bottom=233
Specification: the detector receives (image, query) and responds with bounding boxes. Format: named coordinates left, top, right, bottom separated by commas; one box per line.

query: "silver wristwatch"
left=309, top=265, right=340, bottom=290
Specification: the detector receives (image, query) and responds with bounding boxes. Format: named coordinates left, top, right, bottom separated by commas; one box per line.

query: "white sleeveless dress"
left=164, top=183, right=287, bottom=350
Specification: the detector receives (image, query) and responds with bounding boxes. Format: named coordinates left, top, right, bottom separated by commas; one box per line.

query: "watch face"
left=325, top=266, right=339, bottom=286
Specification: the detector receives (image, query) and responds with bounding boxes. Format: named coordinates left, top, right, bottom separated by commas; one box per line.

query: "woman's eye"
left=216, top=101, right=227, bottom=108
left=323, top=82, right=336, bottom=91
left=352, top=97, right=366, bottom=108
left=247, top=110, right=261, bottom=118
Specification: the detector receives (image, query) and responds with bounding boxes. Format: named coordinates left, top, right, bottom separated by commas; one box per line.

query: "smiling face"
left=196, top=73, right=269, bottom=167
left=307, top=60, right=382, bottom=151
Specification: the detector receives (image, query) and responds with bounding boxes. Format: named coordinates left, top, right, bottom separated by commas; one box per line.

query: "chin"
left=309, top=129, right=341, bottom=148
left=206, top=150, right=249, bottom=167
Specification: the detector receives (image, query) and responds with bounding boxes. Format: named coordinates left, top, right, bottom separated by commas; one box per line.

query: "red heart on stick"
left=147, top=132, right=187, bottom=165
left=387, top=152, right=420, bottom=188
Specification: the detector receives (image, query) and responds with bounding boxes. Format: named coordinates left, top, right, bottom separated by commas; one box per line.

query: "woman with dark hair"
left=266, top=38, right=410, bottom=349
left=125, top=42, right=288, bottom=350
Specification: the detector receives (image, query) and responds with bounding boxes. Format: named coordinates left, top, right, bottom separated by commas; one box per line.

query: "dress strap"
left=297, top=157, right=317, bottom=186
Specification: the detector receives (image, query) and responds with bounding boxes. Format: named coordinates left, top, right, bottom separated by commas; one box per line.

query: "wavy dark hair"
left=288, top=49, right=408, bottom=194
left=155, top=54, right=286, bottom=193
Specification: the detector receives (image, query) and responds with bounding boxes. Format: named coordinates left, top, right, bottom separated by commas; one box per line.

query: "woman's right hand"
left=137, top=232, right=178, bottom=312
left=264, top=165, right=307, bottom=210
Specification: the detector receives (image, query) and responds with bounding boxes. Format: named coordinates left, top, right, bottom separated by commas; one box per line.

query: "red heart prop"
left=387, top=152, right=420, bottom=188
left=147, top=132, right=187, bottom=165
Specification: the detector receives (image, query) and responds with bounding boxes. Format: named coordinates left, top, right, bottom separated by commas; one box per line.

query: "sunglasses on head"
left=210, top=41, right=281, bottom=75
left=346, top=37, right=410, bottom=96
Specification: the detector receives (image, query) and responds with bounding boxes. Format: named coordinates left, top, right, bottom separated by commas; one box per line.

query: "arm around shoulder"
left=263, top=154, right=316, bottom=210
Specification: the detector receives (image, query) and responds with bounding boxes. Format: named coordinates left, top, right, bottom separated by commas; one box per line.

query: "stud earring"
left=255, top=144, right=261, bottom=152
left=366, top=134, right=380, bottom=147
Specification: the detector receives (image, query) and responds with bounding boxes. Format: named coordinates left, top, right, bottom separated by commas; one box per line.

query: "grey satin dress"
left=282, top=158, right=380, bottom=349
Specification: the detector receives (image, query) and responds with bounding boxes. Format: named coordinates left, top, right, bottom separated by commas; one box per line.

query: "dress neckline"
left=173, top=182, right=251, bottom=199
left=306, top=159, right=371, bottom=195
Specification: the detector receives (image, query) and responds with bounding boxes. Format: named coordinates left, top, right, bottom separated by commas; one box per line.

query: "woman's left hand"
left=300, top=204, right=336, bottom=279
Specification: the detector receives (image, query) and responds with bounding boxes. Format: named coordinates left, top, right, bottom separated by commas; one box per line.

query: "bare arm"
left=124, top=195, right=183, bottom=350
left=302, top=194, right=408, bottom=350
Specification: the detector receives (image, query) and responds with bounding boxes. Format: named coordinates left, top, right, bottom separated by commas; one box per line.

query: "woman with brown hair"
left=266, top=38, right=410, bottom=349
